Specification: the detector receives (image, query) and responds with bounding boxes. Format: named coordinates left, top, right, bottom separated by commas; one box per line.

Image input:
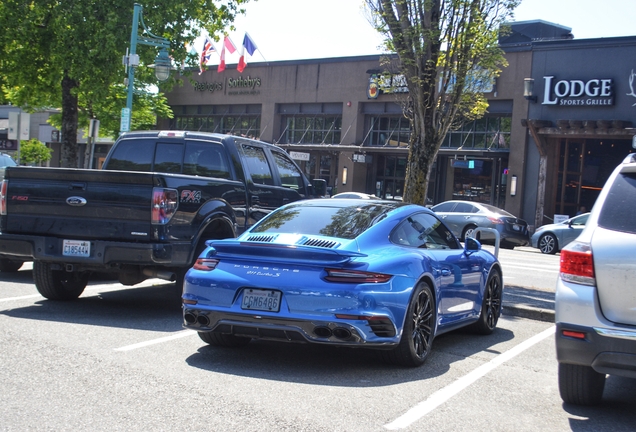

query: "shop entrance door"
left=556, top=139, right=584, bottom=217
left=556, top=138, right=632, bottom=217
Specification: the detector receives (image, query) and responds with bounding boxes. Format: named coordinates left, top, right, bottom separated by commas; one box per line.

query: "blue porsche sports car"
left=182, top=199, right=503, bottom=367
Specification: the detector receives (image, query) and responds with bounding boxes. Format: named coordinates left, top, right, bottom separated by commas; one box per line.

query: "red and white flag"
left=237, top=33, right=258, bottom=73
left=218, top=36, right=236, bottom=73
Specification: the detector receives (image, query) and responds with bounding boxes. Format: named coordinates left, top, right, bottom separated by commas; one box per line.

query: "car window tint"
left=598, top=172, right=636, bottom=234
left=154, top=143, right=183, bottom=173
left=105, top=139, right=154, bottom=171
left=571, top=214, right=588, bottom=226
left=272, top=151, right=303, bottom=191
left=251, top=203, right=391, bottom=239
left=391, top=213, right=459, bottom=249
left=454, top=202, right=474, bottom=213
left=183, top=142, right=231, bottom=179
left=432, top=202, right=455, bottom=212
left=242, top=145, right=274, bottom=186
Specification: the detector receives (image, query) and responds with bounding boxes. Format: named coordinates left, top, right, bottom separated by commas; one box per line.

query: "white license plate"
left=241, top=288, right=281, bottom=312
left=63, top=240, right=90, bottom=257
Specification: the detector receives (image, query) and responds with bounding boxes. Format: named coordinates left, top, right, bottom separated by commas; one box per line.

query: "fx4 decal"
left=181, top=190, right=202, bottom=204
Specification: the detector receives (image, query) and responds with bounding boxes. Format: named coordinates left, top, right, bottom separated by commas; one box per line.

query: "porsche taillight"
left=193, top=258, right=219, bottom=271
left=151, top=187, right=178, bottom=224
left=560, top=241, right=595, bottom=286
left=324, top=268, right=392, bottom=283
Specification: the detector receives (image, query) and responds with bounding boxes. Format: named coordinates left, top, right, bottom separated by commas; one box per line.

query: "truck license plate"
left=63, top=240, right=90, bottom=257
left=241, top=288, right=281, bottom=312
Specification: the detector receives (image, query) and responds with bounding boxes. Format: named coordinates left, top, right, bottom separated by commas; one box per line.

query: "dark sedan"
left=431, top=200, right=529, bottom=249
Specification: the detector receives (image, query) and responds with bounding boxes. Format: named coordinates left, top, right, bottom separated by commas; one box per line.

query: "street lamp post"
left=121, top=3, right=172, bottom=134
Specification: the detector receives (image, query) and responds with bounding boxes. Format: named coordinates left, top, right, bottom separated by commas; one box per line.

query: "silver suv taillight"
left=151, top=187, right=178, bottom=224
left=559, top=240, right=595, bottom=286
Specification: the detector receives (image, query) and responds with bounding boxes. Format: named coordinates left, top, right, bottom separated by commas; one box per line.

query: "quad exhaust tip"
left=313, top=326, right=352, bottom=340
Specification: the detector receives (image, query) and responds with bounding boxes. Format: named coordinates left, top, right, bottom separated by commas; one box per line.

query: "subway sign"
left=542, top=76, right=613, bottom=106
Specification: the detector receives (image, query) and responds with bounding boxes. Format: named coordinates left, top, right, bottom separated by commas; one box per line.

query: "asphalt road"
left=1, top=254, right=634, bottom=431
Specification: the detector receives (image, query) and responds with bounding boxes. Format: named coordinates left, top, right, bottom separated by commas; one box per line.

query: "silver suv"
left=556, top=153, right=636, bottom=405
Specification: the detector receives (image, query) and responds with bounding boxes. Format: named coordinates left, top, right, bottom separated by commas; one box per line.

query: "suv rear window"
left=598, top=172, right=636, bottom=234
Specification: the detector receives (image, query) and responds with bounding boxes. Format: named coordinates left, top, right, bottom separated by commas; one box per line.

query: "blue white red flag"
left=237, top=33, right=259, bottom=73
left=199, top=36, right=216, bottom=75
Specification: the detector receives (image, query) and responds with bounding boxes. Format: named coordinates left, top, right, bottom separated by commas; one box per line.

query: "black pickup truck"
left=0, top=131, right=324, bottom=300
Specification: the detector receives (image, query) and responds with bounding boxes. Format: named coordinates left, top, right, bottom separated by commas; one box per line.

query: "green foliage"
left=366, top=0, right=518, bottom=204
left=19, top=139, right=53, bottom=165
left=0, top=0, right=249, bottom=165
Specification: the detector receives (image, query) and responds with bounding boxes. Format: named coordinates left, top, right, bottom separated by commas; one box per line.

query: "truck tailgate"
left=3, top=167, right=155, bottom=241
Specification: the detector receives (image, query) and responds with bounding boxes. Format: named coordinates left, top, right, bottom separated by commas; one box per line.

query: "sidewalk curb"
left=503, top=304, right=555, bottom=323
left=502, top=284, right=555, bottom=323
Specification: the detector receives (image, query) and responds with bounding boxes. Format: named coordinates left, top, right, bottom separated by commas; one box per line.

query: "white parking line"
left=384, top=325, right=556, bottom=430
left=114, top=330, right=196, bottom=352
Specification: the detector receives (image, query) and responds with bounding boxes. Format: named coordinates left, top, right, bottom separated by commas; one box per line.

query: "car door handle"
left=251, top=195, right=260, bottom=203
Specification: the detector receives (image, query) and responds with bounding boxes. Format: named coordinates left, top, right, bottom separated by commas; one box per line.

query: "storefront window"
left=442, top=116, right=510, bottom=149
left=451, top=159, right=493, bottom=204
left=375, top=155, right=406, bottom=200
left=366, top=116, right=411, bottom=147
left=171, top=105, right=261, bottom=138
left=280, top=116, right=342, bottom=145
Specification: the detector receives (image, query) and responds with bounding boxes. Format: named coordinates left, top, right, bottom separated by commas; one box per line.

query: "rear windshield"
left=598, top=172, right=636, bottom=234
left=251, top=203, right=393, bottom=239
left=479, top=203, right=514, bottom=217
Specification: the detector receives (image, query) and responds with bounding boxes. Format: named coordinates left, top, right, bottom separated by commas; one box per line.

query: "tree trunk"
left=60, top=74, right=79, bottom=168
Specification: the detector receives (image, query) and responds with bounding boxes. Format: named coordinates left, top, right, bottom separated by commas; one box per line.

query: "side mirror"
left=312, top=178, right=327, bottom=197
left=464, top=236, right=481, bottom=254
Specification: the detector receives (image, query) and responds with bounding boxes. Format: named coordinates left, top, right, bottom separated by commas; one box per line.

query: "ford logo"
left=66, top=196, right=87, bottom=206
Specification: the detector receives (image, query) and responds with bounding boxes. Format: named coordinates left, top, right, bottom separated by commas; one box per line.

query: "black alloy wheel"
left=381, top=283, right=436, bottom=367
left=469, top=269, right=502, bottom=335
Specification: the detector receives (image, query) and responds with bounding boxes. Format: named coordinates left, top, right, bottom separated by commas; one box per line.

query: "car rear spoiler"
left=205, top=240, right=367, bottom=265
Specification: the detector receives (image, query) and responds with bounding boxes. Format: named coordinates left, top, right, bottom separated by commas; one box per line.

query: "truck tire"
left=33, top=261, right=89, bottom=301
left=0, top=258, right=24, bottom=272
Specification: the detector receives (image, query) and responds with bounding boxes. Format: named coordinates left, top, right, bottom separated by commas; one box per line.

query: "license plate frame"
left=62, top=239, right=91, bottom=257
left=241, top=288, right=282, bottom=312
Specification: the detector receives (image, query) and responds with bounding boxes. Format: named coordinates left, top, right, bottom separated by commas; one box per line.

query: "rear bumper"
left=500, top=232, right=530, bottom=246
left=0, top=233, right=191, bottom=267
left=555, top=322, right=636, bottom=378
left=182, top=307, right=399, bottom=348
left=556, top=278, right=636, bottom=378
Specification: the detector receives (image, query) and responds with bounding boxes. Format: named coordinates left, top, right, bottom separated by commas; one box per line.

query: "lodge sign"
left=542, top=76, right=613, bottom=106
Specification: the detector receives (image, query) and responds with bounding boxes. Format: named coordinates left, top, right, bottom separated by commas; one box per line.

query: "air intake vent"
left=302, top=238, right=338, bottom=248
left=246, top=235, right=276, bottom=243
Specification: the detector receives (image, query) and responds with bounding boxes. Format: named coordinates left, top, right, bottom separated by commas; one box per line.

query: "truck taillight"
left=0, top=180, right=7, bottom=215
left=151, top=187, right=178, bottom=224
left=560, top=241, right=595, bottom=286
